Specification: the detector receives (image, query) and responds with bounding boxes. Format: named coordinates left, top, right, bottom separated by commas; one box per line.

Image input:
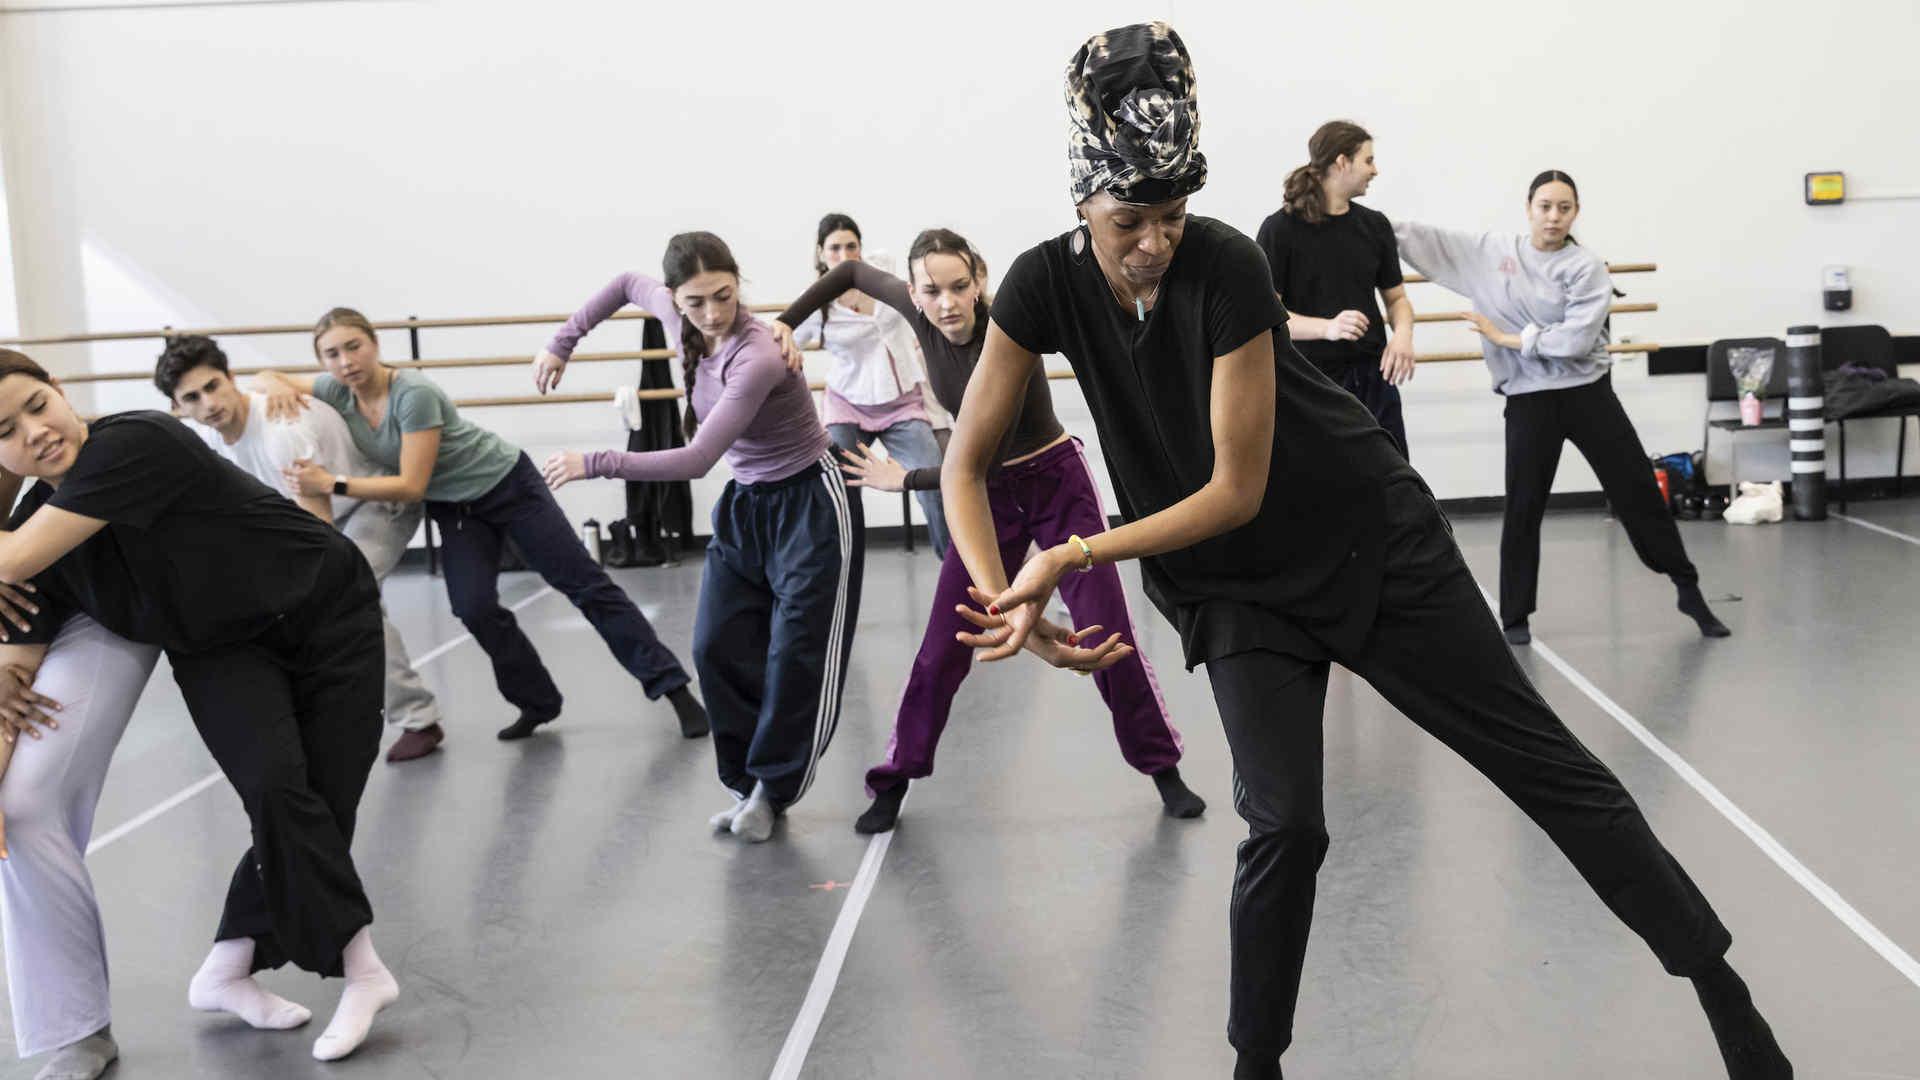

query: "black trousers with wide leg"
left=1207, top=478, right=1730, bottom=1055
left=1499, top=372, right=1698, bottom=628
left=171, top=544, right=386, bottom=977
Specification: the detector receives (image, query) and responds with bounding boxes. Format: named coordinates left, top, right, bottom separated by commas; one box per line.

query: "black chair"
left=1704, top=337, right=1790, bottom=494
left=1822, top=324, right=1914, bottom=511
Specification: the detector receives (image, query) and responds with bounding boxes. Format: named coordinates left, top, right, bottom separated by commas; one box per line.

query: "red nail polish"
left=1067, top=634, right=1079, bottom=645
left=987, top=605, right=1000, bottom=615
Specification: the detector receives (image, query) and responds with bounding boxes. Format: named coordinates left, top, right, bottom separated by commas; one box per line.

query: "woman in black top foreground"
left=0, top=350, right=398, bottom=1063
left=941, top=22, right=1789, bottom=1080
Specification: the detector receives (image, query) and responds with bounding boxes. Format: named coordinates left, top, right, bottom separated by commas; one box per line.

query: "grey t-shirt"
left=312, top=369, right=519, bottom=503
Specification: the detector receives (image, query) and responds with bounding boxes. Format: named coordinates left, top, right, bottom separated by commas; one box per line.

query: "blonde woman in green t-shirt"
left=258, top=308, right=708, bottom=745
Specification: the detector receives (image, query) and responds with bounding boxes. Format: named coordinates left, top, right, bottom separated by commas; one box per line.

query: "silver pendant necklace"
left=1105, top=271, right=1161, bottom=322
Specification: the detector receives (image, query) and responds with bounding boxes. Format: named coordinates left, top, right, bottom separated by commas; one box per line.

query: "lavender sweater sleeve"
left=546, top=272, right=677, bottom=360
left=580, top=342, right=785, bottom=482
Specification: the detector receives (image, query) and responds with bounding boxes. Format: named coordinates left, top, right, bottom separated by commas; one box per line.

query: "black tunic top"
left=990, top=216, right=1417, bottom=668
left=779, top=260, right=1065, bottom=491
left=1253, top=201, right=1403, bottom=379
left=10, top=412, right=360, bottom=654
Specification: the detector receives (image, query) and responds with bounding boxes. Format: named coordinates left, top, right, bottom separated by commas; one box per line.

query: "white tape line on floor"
left=1487, top=586, right=1920, bottom=989
left=85, top=585, right=556, bottom=857
left=769, top=829, right=895, bottom=1080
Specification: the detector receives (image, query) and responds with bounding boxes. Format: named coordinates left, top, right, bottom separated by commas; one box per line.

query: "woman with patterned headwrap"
left=939, top=21, right=1790, bottom=1080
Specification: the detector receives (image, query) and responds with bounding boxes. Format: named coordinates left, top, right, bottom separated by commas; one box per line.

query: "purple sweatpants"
left=866, top=438, right=1183, bottom=795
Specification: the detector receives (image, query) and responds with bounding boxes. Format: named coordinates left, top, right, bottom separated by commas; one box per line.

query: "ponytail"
left=1282, top=120, right=1372, bottom=226
left=1281, top=164, right=1326, bottom=224
left=679, top=322, right=707, bottom=439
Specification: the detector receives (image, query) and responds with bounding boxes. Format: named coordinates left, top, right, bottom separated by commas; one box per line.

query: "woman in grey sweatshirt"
left=1395, top=170, right=1728, bottom=644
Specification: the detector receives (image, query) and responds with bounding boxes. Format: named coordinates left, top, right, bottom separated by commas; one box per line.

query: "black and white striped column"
left=1785, top=324, right=1827, bottom=521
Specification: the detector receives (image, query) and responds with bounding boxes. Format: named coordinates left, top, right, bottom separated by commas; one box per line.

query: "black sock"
left=1151, top=767, right=1206, bottom=819
left=668, top=686, right=709, bottom=739
left=1233, top=1051, right=1282, bottom=1080
left=1676, top=583, right=1732, bottom=638
left=496, top=711, right=555, bottom=741
left=855, top=782, right=908, bottom=834
left=1691, top=959, right=1792, bottom=1078
left=1503, top=621, right=1532, bottom=645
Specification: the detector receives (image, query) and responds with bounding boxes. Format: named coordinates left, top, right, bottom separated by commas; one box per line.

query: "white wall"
left=3, top=0, right=1918, bottom=530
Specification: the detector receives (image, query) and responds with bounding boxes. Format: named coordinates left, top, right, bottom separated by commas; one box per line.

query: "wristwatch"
left=333, top=477, right=349, bottom=496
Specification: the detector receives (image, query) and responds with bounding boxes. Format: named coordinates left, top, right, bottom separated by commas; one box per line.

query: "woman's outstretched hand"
left=1462, top=311, right=1521, bottom=350
left=838, top=442, right=907, bottom=492
left=542, top=451, right=588, bottom=491
left=259, top=375, right=311, bottom=421
left=0, top=663, right=58, bottom=744
left=533, top=349, right=569, bottom=395
left=0, top=581, right=38, bottom=642
left=769, top=322, right=806, bottom=373
left=954, top=586, right=1133, bottom=673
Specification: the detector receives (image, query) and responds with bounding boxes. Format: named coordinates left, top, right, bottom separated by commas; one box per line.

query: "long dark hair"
left=663, top=231, right=742, bottom=439
left=1527, top=169, right=1624, bottom=296
left=812, top=212, right=861, bottom=334
left=906, top=227, right=981, bottom=287
left=1281, top=120, right=1371, bottom=225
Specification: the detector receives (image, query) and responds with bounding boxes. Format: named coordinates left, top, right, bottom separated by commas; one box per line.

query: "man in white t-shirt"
left=157, top=335, right=446, bottom=762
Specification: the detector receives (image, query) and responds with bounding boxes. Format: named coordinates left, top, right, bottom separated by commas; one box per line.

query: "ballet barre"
left=48, top=337, right=1667, bottom=392
left=1401, top=261, right=1656, bottom=286
left=0, top=262, right=1659, bottom=349
left=446, top=343, right=1665, bottom=410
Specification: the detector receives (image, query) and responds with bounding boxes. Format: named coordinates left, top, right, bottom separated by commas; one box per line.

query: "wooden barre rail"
left=54, top=349, right=674, bottom=385
left=0, top=264, right=1657, bottom=348
left=447, top=343, right=1662, bottom=409
left=46, top=305, right=1659, bottom=386
left=1404, top=262, right=1655, bottom=285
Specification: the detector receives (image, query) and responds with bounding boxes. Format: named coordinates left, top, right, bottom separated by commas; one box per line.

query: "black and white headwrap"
left=1065, top=22, right=1207, bottom=206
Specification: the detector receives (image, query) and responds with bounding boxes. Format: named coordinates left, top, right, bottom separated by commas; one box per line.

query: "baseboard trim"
left=395, top=480, right=1916, bottom=570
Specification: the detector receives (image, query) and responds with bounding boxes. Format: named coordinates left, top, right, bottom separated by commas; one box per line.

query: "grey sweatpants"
left=0, top=615, right=160, bottom=1057
left=337, top=498, right=441, bottom=731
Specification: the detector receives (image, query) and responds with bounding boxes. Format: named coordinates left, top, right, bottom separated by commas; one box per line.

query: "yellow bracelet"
left=1066, top=534, right=1095, bottom=573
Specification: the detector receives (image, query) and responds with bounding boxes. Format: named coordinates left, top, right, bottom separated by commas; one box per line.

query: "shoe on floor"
left=1722, top=481, right=1783, bottom=525
left=386, top=723, right=445, bottom=763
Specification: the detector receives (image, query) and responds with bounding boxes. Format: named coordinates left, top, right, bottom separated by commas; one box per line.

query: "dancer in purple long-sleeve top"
left=536, top=232, right=861, bottom=843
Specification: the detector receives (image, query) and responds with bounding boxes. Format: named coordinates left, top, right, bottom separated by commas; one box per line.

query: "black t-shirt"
left=1253, top=202, right=1402, bottom=378
left=9, top=412, right=359, bottom=654
left=991, top=216, right=1416, bottom=667
left=778, top=260, right=1065, bottom=491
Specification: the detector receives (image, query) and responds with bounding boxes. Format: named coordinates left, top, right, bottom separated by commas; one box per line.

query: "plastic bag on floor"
left=1722, top=481, right=1783, bottom=525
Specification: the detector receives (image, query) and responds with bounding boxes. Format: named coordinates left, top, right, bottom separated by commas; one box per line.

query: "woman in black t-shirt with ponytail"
left=941, top=22, right=1790, bottom=1080
left=1255, top=119, right=1416, bottom=458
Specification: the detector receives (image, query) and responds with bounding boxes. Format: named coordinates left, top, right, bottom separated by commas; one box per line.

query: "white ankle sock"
left=710, top=796, right=748, bottom=830
left=188, top=938, right=312, bottom=1030
left=312, top=927, right=398, bottom=1062
left=730, top=783, right=775, bottom=843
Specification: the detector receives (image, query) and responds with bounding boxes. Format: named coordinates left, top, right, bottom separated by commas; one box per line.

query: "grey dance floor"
left=5, top=499, right=1920, bottom=1078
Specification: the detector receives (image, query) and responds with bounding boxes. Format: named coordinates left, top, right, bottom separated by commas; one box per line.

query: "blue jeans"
left=427, top=454, right=692, bottom=718
left=829, top=419, right=949, bottom=556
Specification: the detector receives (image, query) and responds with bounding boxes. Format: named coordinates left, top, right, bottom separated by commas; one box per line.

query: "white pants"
left=0, top=615, right=160, bottom=1057
left=338, top=498, right=441, bottom=731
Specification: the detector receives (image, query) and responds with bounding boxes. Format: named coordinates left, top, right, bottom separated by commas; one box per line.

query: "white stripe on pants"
left=0, top=615, right=159, bottom=1057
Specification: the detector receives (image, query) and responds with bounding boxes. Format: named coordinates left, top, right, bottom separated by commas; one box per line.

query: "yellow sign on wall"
left=1805, top=172, right=1846, bottom=205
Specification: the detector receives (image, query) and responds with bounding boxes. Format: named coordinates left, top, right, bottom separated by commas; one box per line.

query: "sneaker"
left=386, top=723, right=445, bottom=763
left=1723, top=481, right=1783, bottom=525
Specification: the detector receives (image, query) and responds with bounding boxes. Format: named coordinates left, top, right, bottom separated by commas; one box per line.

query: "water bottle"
left=581, top=518, right=604, bottom=565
